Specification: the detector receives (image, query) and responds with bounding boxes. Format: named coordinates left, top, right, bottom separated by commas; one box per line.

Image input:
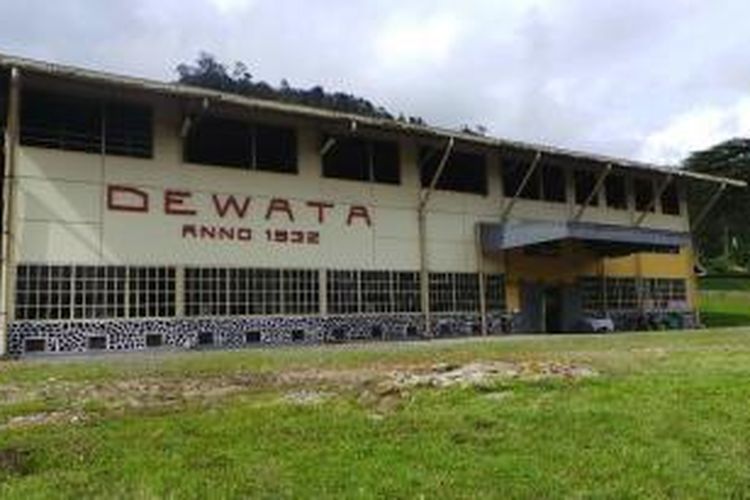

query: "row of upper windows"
left=16, top=89, right=681, bottom=215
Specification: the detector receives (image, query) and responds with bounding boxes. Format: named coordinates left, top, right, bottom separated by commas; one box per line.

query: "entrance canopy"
left=480, top=220, right=691, bottom=256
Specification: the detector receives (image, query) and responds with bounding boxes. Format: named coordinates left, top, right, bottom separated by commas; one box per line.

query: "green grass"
left=700, top=290, right=750, bottom=327
left=699, top=275, right=750, bottom=292
left=5, top=331, right=750, bottom=498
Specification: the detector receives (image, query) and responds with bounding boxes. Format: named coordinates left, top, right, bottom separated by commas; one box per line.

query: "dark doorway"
left=544, top=287, right=564, bottom=333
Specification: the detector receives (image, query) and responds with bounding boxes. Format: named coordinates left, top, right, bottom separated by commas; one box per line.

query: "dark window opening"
left=661, top=182, right=680, bottom=215
left=255, top=124, right=297, bottom=173
left=198, top=332, right=214, bottom=346
left=21, top=90, right=102, bottom=153
left=88, top=336, right=107, bottom=350
left=327, top=270, right=360, bottom=314
left=185, top=117, right=297, bottom=173
left=146, top=334, right=163, bottom=348
left=0, top=70, right=7, bottom=130
left=372, top=140, right=400, bottom=184
left=634, top=178, right=655, bottom=212
left=105, top=102, right=153, bottom=158
left=245, top=331, right=261, bottom=344
left=420, top=147, right=487, bottom=195
left=361, top=270, right=392, bottom=313
left=322, top=136, right=400, bottom=184
left=322, top=137, right=368, bottom=181
left=574, top=170, right=599, bottom=206
left=371, top=324, right=384, bottom=339
left=542, top=163, right=566, bottom=202
left=605, top=174, right=627, bottom=210
left=24, top=338, right=46, bottom=353
left=502, top=155, right=538, bottom=199
left=20, top=89, right=153, bottom=158
left=185, top=117, right=251, bottom=168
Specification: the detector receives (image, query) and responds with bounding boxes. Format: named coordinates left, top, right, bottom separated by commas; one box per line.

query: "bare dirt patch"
left=391, top=360, right=597, bottom=389
left=0, top=359, right=596, bottom=426
left=3, top=410, right=87, bottom=431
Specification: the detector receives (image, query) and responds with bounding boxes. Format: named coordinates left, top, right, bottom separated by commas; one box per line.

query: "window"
left=73, top=266, right=126, bottom=319
left=16, top=265, right=175, bottom=321
left=394, top=272, right=421, bottom=313
left=16, top=265, right=72, bottom=320
left=282, top=269, right=319, bottom=314
left=455, top=274, right=480, bottom=312
left=580, top=276, right=687, bottom=312
left=372, top=140, right=400, bottom=183
left=21, top=90, right=101, bottom=153
left=421, top=147, right=487, bottom=195
left=542, top=163, right=566, bottom=202
left=327, top=270, right=360, bottom=314
left=255, top=124, right=297, bottom=173
left=641, top=278, right=687, bottom=310
left=185, top=117, right=297, bottom=173
left=185, top=268, right=228, bottom=316
left=20, top=90, right=153, bottom=158
left=485, top=274, right=506, bottom=312
left=502, top=155, right=538, bottom=199
left=128, top=267, right=176, bottom=317
left=634, top=177, right=654, bottom=212
left=185, top=117, right=250, bottom=168
left=605, top=174, right=627, bottom=210
left=661, top=182, right=680, bottom=215
left=0, top=70, right=7, bottom=131
left=428, top=272, right=481, bottom=313
left=606, top=278, right=637, bottom=310
left=327, top=270, right=422, bottom=315
left=574, top=170, right=599, bottom=206
left=361, top=271, right=393, bottom=313
left=322, top=136, right=400, bottom=184
left=501, top=156, right=565, bottom=202
left=580, top=277, right=604, bottom=311
left=428, top=273, right=454, bottom=313
left=105, top=102, right=152, bottom=158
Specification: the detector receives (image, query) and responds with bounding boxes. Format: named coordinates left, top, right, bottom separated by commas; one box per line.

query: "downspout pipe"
left=418, top=137, right=454, bottom=337
left=1, top=67, right=20, bottom=357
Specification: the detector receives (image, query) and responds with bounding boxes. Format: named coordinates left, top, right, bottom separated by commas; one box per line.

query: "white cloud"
left=207, top=0, right=255, bottom=15
left=373, top=10, right=463, bottom=70
left=639, top=97, right=750, bottom=165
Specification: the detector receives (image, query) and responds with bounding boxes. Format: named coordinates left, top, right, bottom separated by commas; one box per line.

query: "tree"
left=175, top=53, right=404, bottom=121
left=684, top=138, right=750, bottom=271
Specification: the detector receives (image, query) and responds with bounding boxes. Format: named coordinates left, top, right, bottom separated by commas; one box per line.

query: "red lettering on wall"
left=237, top=228, right=252, bottom=241
left=199, top=226, right=216, bottom=239
left=107, top=185, right=149, bottom=213
left=212, top=194, right=252, bottom=218
left=164, top=190, right=197, bottom=216
left=347, top=205, right=371, bottom=227
left=306, top=201, right=334, bottom=224
left=182, top=224, right=197, bottom=238
left=265, top=198, right=294, bottom=222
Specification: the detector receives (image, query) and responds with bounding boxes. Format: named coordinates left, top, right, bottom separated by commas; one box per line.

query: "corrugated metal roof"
left=0, top=52, right=744, bottom=188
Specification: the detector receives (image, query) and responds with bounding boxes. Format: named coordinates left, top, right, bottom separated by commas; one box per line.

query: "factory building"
left=0, top=54, right=742, bottom=356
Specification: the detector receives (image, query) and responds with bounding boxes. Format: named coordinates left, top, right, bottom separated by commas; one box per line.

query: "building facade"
left=0, top=55, right=743, bottom=356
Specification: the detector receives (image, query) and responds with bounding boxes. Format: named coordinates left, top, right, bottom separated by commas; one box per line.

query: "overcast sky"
left=1, top=0, right=749, bottom=165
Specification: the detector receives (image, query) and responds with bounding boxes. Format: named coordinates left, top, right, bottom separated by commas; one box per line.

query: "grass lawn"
left=700, top=290, right=750, bottom=327
left=4, top=330, right=750, bottom=498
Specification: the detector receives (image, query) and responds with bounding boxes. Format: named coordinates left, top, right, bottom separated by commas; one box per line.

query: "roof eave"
left=0, top=52, right=744, bottom=188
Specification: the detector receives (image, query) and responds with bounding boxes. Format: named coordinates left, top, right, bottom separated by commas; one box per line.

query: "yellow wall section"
left=500, top=244, right=696, bottom=311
